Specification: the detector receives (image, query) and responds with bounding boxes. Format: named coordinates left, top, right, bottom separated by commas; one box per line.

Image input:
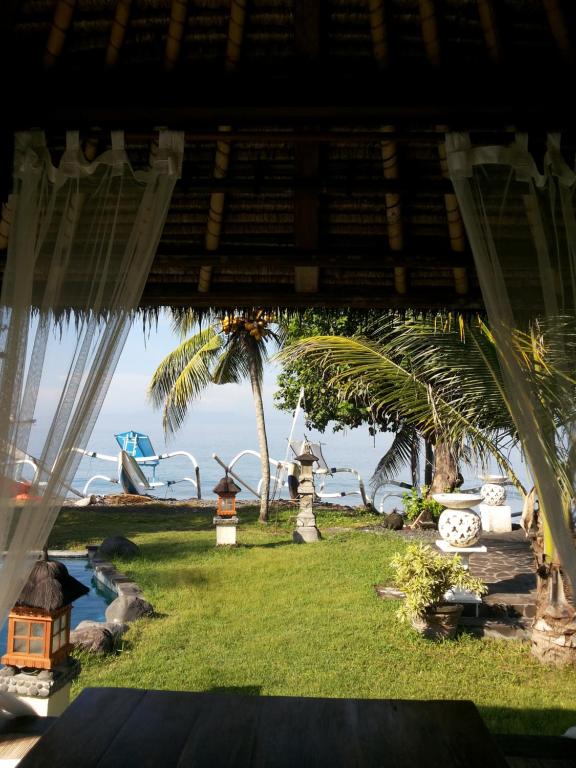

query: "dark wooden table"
left=19, top=687, right=509, bottom=768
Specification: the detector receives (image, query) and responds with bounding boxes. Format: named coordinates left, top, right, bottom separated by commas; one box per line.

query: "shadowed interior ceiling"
left=1, top=0, right=575, bottom=310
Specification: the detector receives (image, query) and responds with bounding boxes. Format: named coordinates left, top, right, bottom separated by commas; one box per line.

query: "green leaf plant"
left=391, top=543, right=487, bottom=622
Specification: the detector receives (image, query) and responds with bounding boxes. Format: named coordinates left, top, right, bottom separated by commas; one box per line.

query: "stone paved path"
left=468, top=529, right=536, bottom=619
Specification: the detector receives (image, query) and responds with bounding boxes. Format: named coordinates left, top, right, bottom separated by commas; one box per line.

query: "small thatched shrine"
left=1, top=554, right=89, bottom=671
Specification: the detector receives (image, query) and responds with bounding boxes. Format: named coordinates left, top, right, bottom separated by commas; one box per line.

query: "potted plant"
left=391, top=543, right=487, bottom=640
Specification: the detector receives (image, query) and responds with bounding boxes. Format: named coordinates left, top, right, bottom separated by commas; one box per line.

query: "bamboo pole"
left=476, top=0, right=502, bottom=65
left=542, top=0, right=573, bottom=64
left=164, top=0, right=188, bottom=72
left=367, top=0, right=387, bottom=68
left=418, top=0, right=440, bottom=68
left=44, top=0, right=77, bottom=68
left=105, top=0, right=133, bottom=69
left=438, top=136, right=468, bottom=294
left=198, top=0, right=247, bottom=294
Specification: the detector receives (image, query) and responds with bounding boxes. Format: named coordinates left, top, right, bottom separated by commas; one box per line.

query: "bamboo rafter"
left=476, top=0, right=502, bottom=65
left=542, top=0, right=573, bottom=64
left=165, top=0, right=188, bottom=72
left=198, top=0, right=247, bottom=294
left=105, top=0, right=132, bottom=68
left=44, top=0, right=77, bottom=68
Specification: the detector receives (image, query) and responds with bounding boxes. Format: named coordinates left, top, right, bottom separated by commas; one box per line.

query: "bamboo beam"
left=542, top=0, right=573, bottom=64
left=105, top=0, right=132, bottom=69
left=294, top=143, right=321, bottom=293
left=165, top=0, right=188, bottom=72
left=438, top=130, right=468, bottom=295
left=293, top=0, right=324, bottom=294
left=44, top=0, right=77, bottom=68
left=419, top=0, right=441, bottom=68
left=198, top=0, right=247, bottom=294
left=381, top=127, right=406, bottom=294
left=5, top=68, right=576, bottom=128
left=0, top=244, right=475, bottom=271
left=136, top=283, right=484, bottom=311
left=367, top=0, right=388, bottom=68
left=476, top=0, right=502, bottom=65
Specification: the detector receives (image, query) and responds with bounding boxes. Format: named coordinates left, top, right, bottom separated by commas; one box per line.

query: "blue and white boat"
left=80, top=430, right=201, bottom=498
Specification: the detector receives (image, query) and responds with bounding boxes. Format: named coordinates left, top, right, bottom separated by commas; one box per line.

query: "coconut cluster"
left=220, top=310, right=275, bottom=341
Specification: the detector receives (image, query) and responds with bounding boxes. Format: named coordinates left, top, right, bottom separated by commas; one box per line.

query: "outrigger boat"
left=212, top=388, right=412, bottom=511
left=79, top=430, right=201, bottom=497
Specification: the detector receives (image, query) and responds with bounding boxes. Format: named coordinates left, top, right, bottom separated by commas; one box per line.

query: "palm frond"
left=147, top=326, right=222, bottom=434
left=370, top=423, right=420, bottom=490
left=278, top=333, right=519, bottom=485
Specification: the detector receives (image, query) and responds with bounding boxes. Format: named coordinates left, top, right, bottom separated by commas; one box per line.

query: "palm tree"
left=279, top=314, right=576, bottom=664
left=148, top=309, right=280, bottom=523
left=279, top=315, right=524, bottom=496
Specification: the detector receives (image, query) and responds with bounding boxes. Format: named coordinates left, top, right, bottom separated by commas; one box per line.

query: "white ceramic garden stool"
left=478, top=474, right=512, bottom=533
left=433, top=493, right=483, bottom=548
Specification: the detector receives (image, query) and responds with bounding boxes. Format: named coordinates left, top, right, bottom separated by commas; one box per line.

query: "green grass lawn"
left=49, top=504, right=576, bottom=736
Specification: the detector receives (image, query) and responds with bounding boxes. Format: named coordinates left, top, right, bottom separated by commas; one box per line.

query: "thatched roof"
left=16, top=556, right=89, bottom=612
left=1, top=1, right=575, bottom=311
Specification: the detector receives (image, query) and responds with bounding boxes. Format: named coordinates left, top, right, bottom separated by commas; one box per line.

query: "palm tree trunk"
left=429, top=438, right=459, bottom=495
left=424, top=439, right=434, bottom=488
left=528, top=504, right=576, bottom=665
left=249, top=360, right=270, bottom=523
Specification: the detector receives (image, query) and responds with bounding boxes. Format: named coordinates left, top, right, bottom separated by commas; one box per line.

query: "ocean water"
left=59, top=414, right=530, bottom=518
left=18, top=317, right=531, bottom=515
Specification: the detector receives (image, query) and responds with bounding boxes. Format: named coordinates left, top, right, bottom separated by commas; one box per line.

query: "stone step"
left=459, top=616, right=532, bottom=641
left=480, top=593, right=536, bottom=620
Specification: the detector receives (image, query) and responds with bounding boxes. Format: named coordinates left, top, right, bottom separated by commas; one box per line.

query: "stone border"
left=47, top=548, right=146, bottom=606
left=67, top=547, right=150, bottom=654
left=90, top=556, right=144, bottom=599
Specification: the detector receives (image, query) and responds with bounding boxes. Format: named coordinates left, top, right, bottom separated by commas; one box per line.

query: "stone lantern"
left=213, top=474, right=241, bottom=545
left=293, top=443, right=321, bottom=543
left=0, top=553, right=88, bottom=716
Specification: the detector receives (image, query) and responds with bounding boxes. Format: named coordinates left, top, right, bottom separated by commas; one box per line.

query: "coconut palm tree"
left=148, top=309, right=280, bottom=523
left=279, top=313, right=576, bottom=664
left=279, top=314, right=525, bottom=496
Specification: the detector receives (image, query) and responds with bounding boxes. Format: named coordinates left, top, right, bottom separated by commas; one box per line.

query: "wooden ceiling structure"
left=1, top=0, right=576, bottom=311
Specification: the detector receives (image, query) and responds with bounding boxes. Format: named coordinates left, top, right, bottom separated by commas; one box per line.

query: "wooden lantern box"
left=2, top=604, right=72, bottom=670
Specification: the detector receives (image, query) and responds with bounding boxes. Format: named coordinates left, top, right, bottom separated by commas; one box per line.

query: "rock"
left=0, top=666, right=17, bottom=677
left=105, top=595, right=154, bottom=624
left=75, top=620, right=128, bottom=638
left=75, top=495, right=96, bottom=507
left=98, top=535, right=140, bottom=559
left=382, top=512, right=404, bottom=530
left=69, top=625, right=115, bottom=654
left=563, top=726, right=576, bottom=739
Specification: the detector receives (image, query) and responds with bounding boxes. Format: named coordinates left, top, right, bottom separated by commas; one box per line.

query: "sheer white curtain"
left=446, top=132, right=576, bottom=593
left=0, top=129, right=183, bottom=628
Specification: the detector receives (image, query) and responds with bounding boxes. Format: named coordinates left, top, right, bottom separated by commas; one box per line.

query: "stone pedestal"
left=479, top=503, right=512, bottom=533
left=436, top=541, right=487, bottom=618
left=293, top=519, right=321, bottom=543
left=214, top=516, right=238, bottom=546
left=293, top=444, right=321, bottom=543
left=0, top=658, right=80, bottom=717
left=435, top=539, right=487, bottom=571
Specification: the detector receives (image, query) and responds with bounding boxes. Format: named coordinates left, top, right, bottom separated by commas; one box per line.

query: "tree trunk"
left=429, top=439, right=459, bottom=495
left=249, top=360, right=270, bottom=523
left=527, top=501, right=576, bottom=666
left=424, top=439, right=434, bottom=488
